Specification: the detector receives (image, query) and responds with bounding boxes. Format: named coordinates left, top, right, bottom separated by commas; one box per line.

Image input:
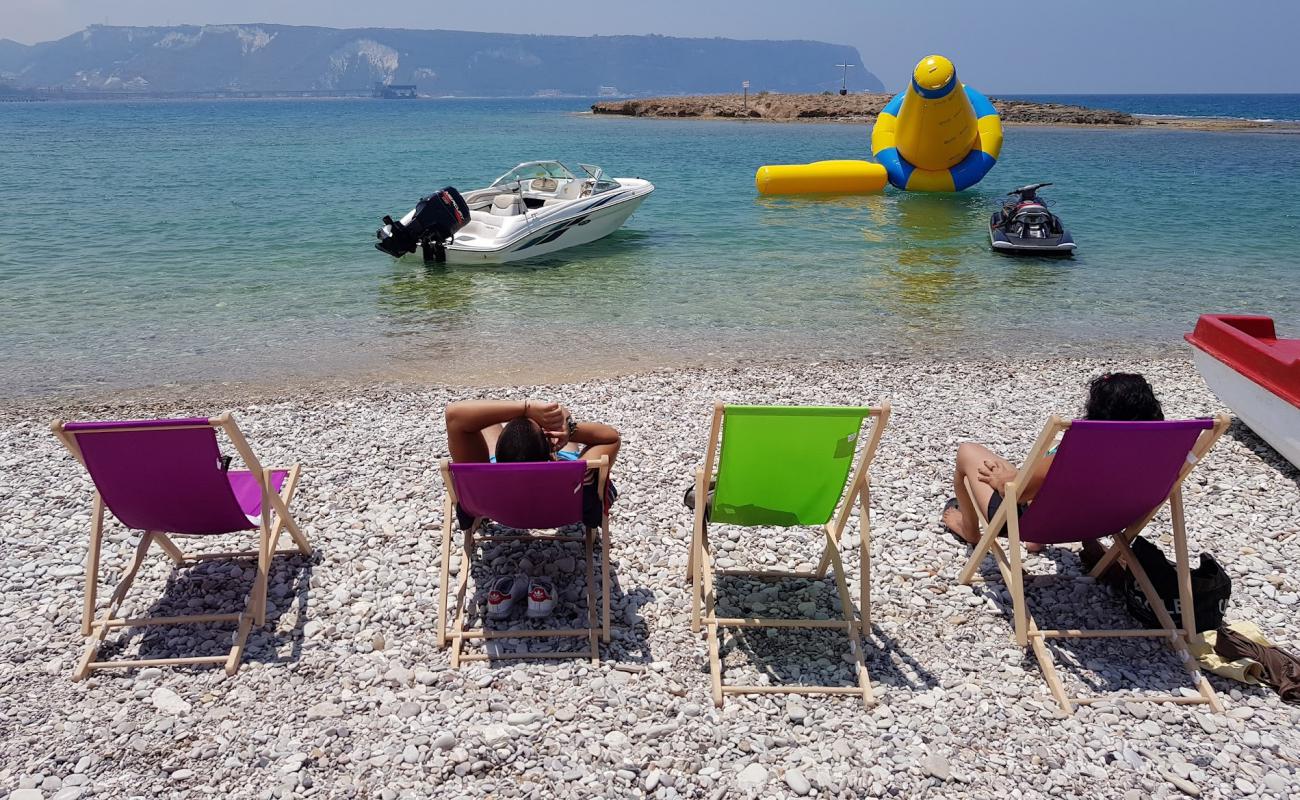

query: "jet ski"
left=989, top=183, right=1076, bottom=255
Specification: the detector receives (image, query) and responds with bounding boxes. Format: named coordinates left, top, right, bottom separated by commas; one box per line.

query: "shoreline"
left=0, top=346, right=1194, bottom=412
left=590, top=93, right=1300, bottom=133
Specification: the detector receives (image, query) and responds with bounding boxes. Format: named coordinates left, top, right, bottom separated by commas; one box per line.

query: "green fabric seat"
left=711, top=406, right=872, bottom=527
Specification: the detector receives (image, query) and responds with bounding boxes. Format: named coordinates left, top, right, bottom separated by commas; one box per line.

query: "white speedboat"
left=1186, top=314, right=1300, bottom=469
left=375, top=161, right=653, bottom=264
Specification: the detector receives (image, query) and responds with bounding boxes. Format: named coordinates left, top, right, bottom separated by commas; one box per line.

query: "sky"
left=3, top=0, right=1298, bottom=93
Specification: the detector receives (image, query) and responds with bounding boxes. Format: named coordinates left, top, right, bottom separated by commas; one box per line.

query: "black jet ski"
left=989, top=183, right=1076, bottom=255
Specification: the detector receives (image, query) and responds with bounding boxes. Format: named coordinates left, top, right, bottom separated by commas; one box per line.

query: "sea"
left=1, top=94, right=1298, bottom=398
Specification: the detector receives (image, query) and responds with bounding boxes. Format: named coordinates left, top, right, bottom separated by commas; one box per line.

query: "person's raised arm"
left=445, top=399, right=564, bottom=462
left=568, top=417, right=621, bottom=468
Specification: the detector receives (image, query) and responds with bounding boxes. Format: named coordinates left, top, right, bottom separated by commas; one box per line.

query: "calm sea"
left=1, top=96, right=1297, bottom=398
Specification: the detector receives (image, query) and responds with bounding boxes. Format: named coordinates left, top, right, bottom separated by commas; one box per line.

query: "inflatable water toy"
left=754, top=160, right=888, bottom=195
left=753, top=55, right=1001, bottom=195
left=871, top=55, right=1002, bottom=192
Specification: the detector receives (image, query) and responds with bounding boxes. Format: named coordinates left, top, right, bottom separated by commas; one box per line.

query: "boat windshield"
left=577, top=163, right=620, bottom=194
left=491, top=161, right=577, bottom=187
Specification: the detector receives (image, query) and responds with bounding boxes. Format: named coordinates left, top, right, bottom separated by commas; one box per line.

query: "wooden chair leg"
left=958, top=478, right=1007, bottom=586
left=75, top=532, right=155, bottom=681
left=1115, top=534, right=1223, bottom=712
left=1169, top=488, right=1199, bottom=642
left=436, top=499, right=454, bottom=649
left=699, top=534, right=723, bottom=706
left=449, top=526, right=473, bottom=668
left=824, top=530, right=875, bottom=708
left=82, top=495, right=105, bottom=637
left=859, top=485, right=872, bottom=636
left=585, top=527, right=600, bottom=664
left=252, top=519, right=272, bottom=627
left=1005, top=485, right=1028, bottom=648
left=601, top=516, right=612, bottom=645
left=154, top=533, right=186, bottom=565
left=278, top=465, right=310, bottom=555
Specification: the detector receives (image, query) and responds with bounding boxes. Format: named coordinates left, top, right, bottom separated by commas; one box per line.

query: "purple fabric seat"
left=1015, top=419, right=1213, bottom=545
left=64, top=417, right=285, bottom=536
left=449, top=461, right=591, bottom=530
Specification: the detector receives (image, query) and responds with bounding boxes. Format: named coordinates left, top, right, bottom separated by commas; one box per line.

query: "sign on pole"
left=742, top=80, right=750, bottom=110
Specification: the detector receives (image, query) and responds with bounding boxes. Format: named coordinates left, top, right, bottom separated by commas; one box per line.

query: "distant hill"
left=0, top=24, right=882, bottom=96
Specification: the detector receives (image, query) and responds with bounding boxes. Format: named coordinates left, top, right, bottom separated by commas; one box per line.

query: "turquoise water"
left=1, top=98, right=1298, bottom=397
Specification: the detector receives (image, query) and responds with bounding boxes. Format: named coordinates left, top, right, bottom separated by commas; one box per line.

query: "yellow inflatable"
left=871, top=55, right=1002, bottom=192
left=754, top=160, right=887, bottom=195
left=754, top=55, right=1001, bottom=195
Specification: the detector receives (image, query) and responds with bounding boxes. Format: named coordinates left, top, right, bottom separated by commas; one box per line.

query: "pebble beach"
left=2, top=355, right=1299, bottom=799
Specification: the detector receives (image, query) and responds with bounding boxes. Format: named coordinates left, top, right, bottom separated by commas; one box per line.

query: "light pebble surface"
left=2, top=356, right=1299, bottom=799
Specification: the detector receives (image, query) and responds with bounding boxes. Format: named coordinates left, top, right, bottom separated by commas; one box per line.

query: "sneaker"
left=526, top=577, right=557, bottom=618
left=486, top=575, right=527, bottom=620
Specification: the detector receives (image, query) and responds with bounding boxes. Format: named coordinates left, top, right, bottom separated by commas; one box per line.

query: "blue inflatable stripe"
left=949, top=150, right=998, bottom=191
left=964, top=85, right=996, bottom=119
left=881, top=92, right=905, bottom=117
left=912, top=72, right=957, bottom=99
left=874, top=147, right=913, bottom=190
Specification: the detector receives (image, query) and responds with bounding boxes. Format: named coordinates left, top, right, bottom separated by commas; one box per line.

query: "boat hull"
left=414, top=185, right=651, bottom=265
left=1191, top=348, right=1300, bottom=469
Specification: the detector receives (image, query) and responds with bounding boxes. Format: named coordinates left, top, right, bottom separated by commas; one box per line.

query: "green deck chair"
left=687, top=402, right=890, bottom=707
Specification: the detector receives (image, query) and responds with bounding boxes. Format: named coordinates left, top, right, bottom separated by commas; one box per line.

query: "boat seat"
left=531, top=177, right=558, bottom=193
left=554, top=180, right=588, bottom=200
left=491, top=194, right=525, bottom=216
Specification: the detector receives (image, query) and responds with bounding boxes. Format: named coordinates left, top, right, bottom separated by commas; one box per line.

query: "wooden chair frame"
left=436, top=455, right=611, bottom=666
left=686, top=401, right=890, bottom=707
left=52, top=412, right=311, bottom=680
left=957, top=413, right=1230, bottom=715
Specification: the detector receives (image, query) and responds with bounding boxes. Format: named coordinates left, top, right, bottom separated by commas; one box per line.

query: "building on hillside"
left=374, top=83, right=418, bottom=99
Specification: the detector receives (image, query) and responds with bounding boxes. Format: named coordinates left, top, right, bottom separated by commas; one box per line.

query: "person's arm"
left=445, top=399, right=564, bottom=462
left=567, top=415, right=621, bottom=468
left=977, top=449, right=1055, bottom=503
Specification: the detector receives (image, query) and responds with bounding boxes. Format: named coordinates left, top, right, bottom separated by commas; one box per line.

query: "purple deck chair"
left=956, top=414, right=1230, bottom=715
left=51, top=413, right=310, bottom=680
left=437, top=457, right=611, bottom=666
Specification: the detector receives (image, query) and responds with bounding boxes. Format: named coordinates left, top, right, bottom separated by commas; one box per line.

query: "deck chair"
left=956, top=414, right=1230, bottom=715
left=51, top=414, right=309, bottom=680
left=437, top=456, right=611, bottom=666
left=686, top=402, right=890, bottom=707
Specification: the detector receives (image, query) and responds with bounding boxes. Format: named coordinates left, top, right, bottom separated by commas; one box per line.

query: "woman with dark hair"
left=445, top=398, right=621, bottom=466
left=445, top=398, right=621, bottom=618
left=941, top=373, right=1164, bottom=549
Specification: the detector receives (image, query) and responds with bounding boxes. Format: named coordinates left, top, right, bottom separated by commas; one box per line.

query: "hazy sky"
left=3, top=0, right=1298, bottom=93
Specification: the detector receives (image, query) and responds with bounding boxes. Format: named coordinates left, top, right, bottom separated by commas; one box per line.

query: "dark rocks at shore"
left=591, top=93, right=1139, bottom=125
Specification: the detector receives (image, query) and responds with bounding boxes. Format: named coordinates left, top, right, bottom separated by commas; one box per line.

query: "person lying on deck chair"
left=445, top=398, right=621, bottom=470
left=941, top=372, right=1165, bottom=561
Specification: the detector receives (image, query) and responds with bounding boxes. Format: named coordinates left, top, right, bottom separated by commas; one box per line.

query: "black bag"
left=1121, top=536, right=1231, bottom=632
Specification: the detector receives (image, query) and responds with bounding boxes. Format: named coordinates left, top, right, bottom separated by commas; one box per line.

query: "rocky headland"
left=592, top=93, right=1292, bottom=131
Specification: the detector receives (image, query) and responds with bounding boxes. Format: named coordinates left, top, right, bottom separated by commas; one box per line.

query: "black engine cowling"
left=375, top=187, right=470, bottom=258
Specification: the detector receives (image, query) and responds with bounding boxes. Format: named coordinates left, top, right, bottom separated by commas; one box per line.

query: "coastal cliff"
left=0, top=25, right=882, bottom=96
left=592, top=93, right=1138, bottom=125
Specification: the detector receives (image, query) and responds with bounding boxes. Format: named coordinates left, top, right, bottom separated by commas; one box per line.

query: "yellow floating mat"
left=755, top=160, right=888, bottom=196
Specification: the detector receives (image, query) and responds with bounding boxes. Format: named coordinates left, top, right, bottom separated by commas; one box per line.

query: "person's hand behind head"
left=526, top=400, right=565, bottom=431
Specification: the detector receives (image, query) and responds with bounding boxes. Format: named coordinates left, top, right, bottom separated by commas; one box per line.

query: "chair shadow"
left=969, top=545, right=1238, bottom=699
left=1227, top=418, right=1300, bottom=488
left=710, top=574, right=938, bottom=692
left=454, top=522, right=654, bottom=666
left=97, top=549, right=317, bottom=669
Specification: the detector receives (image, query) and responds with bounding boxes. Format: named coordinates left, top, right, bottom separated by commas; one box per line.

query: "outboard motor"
left=375, top=187, right=470, bottom=262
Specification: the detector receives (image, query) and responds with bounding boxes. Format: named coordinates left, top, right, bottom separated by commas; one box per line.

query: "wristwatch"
left=566, top=414, right=579, bottom=437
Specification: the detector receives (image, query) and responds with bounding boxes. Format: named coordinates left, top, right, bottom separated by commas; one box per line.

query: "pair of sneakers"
left=486, top=575, right=557, bottom=620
